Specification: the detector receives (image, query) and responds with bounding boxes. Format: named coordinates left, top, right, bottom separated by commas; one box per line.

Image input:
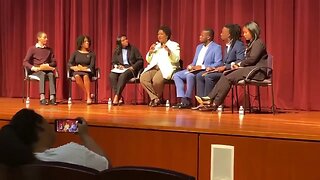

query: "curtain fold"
left=0, top=0, right=319, bottom=110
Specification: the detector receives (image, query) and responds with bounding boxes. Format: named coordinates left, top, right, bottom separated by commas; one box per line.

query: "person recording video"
left=0, top=108, right=109, bottom=171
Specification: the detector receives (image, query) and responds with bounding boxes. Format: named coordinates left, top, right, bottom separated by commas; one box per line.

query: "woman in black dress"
left=68, top=35, right=95, bottom=104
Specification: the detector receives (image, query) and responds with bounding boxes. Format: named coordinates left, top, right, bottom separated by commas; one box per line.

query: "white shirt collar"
left=35, top=43, right=46, bottom=48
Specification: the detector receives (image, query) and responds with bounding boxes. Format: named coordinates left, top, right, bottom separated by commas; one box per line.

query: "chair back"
left=266, top=54, right=273, bottom=78
left=99, top=166, right=195, bottom=180
left=8, top=161, right=99, bottom=180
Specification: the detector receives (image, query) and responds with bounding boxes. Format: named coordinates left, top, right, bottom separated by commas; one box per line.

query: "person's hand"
left=118, top=65, right=125, bottom=70
left=148, top=44, right=156, bottom=54
left=76, top=117, right=88, bottom=136
left=128, top=66, right=134, bottom=71
left=206, top=67, right=215, bottom=71
left=231, top=64, right=240, bottom=70
left=193, top=65, right=202, bottom=70
left=216, top=66, right=226, bottom=72
left=187, top=65, right=193, bottom=71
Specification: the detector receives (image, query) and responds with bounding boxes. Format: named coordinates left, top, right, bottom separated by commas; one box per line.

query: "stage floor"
left=1, top=98, right=320, bottom=142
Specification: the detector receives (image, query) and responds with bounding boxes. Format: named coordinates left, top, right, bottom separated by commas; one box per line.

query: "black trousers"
left=33, top=71, right=56, bottom=95
left=109, top=69, right=135, bottom=96
left=208, top=68, right=251, bottom=105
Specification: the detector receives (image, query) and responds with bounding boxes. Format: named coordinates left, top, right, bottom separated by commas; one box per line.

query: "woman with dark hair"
left=195, top=21, right=268, bottom=111
left=0, top=108, right=109, bottom=171
left=140, top=25, right=181, bottom=107
left=109, top=35, right=143, bottom=105
left=68, top=35, right=96, bottom=105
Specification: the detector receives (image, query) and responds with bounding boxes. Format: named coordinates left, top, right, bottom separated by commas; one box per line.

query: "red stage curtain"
left=0, top=0, right=319, bottom=110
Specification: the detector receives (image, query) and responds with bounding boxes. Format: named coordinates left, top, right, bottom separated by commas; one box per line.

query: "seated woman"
left=68, top=35, right=96, bottom=105
left=140, top=25, right=180, bottom=107
left=109, top=35, right=144, bottom=105
left=195, top=21, right=268, bottom=111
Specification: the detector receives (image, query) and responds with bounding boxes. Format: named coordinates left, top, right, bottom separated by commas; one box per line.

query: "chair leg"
left=68, top=80, right=72, bottom=103
left=134, top=82, right=137, bottom=105
left=243, top=84, right=247, bottom=114
left=257, top=86, right=261, bottom=112
left=231, top=86, right=234, bottom=113
left=22, top=80, right=25, bottom=103
left=247, top=85, right=251, bottom=113
left=95, top=81, right=98, bottom=104
left=235, top=86, right=239, bottom=110
left=27, top=79, right=30, bottom=101
left=271, top=84, right=275, bottom=115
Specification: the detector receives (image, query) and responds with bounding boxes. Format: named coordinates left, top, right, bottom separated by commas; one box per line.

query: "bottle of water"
left=165, top=100, right=170, bottom=107
left=67, top=97, right=72, bottom=104
left=108, top=98, right=112, bottom=105
left=239, top=106, right=244, bottom=115
left=217, top=105, right=223, bottom=112
left=26, top=97, right=30, bottom=104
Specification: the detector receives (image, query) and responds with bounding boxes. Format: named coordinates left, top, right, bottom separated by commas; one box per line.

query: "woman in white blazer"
left=140, top=25, right=180, bottom=107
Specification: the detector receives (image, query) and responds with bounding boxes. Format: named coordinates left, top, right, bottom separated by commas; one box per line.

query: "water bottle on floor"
left=67, top=97, right=72, bottom=104
left=108, top=98, right=112, bottom=105
left=26, top=97, right=30, bottom=104
left=165, top=100, right=170, bottom=107
left=239, top=106, right=244, bottom=115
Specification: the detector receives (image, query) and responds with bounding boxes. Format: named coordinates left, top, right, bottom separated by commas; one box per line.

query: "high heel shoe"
left=195, top=96, right=211, bottom=105
left=118, top=97, right=124, bottom=105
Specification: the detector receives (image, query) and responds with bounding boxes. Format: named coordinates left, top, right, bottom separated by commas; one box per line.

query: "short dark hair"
left=77, top=35, right=91, bottom=50
left=9, top=108, right=45, bottom=146
left=159, top=25, right=172, bottom=40
left=204, top=28, right=214, bottom=40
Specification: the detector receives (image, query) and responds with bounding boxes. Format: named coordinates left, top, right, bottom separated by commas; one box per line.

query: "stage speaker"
left=210, top=144, right=234, bottom=180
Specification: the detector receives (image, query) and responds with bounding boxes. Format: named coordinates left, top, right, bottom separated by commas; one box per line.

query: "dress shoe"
left=172, top=103, right=183, bottom=109
left=49, top=98, right=57, bottom=105
left=40, top=99, right=48, bottom=105
left=172, top=103, right=191, bottom=109
left=151, top=99, right=161, bottom=107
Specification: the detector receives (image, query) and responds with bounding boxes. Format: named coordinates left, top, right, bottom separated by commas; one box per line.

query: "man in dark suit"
left=172, top=29, right=222, bottom=108
left=109, top=35, right=143, bottom=105
left=195, top=24, right=245, bottom=100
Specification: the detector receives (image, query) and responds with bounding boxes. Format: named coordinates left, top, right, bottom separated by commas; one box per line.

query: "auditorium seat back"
left=99, top=166, right=195, bottom=180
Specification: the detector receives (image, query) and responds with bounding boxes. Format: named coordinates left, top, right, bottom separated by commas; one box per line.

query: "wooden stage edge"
left=3, top=98, right=320, bottom=179
left=1, top=97, right=320, bottom=142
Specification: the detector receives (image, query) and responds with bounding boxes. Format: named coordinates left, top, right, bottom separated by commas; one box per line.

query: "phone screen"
left=55, top=119, right=79, bottom=133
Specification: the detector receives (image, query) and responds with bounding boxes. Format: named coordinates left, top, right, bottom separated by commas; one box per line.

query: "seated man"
left=23, top=32, right=57, bottom=105
left=0, top=108, right=109, bottom=171
left=172, top=28, right=222, bottom=108
left=195, top=24, right=245, bottom=110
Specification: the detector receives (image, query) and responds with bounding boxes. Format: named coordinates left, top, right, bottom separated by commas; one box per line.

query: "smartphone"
left=54, top=119, right=81, bottom=133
